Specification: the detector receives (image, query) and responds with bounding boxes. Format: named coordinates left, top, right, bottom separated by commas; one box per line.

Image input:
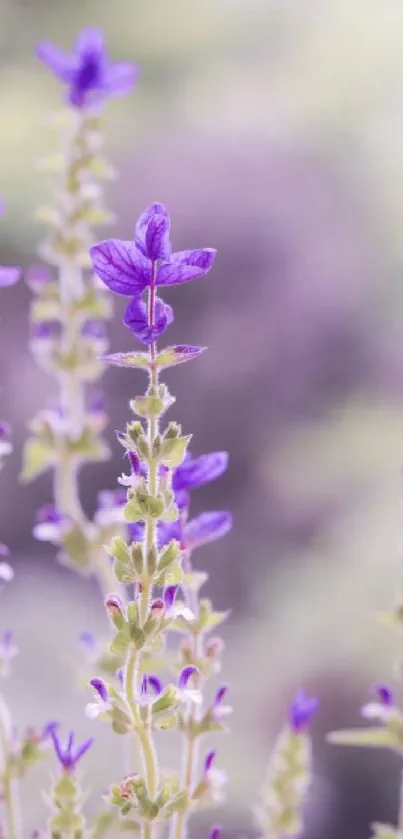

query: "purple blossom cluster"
left=90, top=202, right=216, bottom=345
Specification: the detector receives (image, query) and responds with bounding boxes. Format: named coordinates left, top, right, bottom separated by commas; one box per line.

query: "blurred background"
left=2, top=0, right=403, bottom=835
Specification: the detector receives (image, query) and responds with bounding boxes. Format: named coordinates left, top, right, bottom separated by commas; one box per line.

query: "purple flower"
left=173, top=451, right=228, bottom=492
left=33, top=505, right=67, bottom=543
left=371, top=683, right=394, bottom=706
left=86, top=678, right=111, bottom=719
left=182, top=511, right=232, bottom=550
left=89, top=203, right=216, bottom=296
left=163, top=585, right=178, bottom=611
left=30, top=321, right=59, bottom=341
left=361, top=683, right=396, bottom=722
left=212, top=685, right=232, bottom=720
left=82, top=319, right=108, bottom=343
left=178, top=665, right=202, bottom=704
left=0, top=421, right=12, bottom=456
left=36, top=28, right=138, bottom=109
left=0, top=266, right=21, bottom=287
left=289, top=691, right=319, bottom=732
left=140, top=675, right=163, bottom=697
left=209, top=827, right=222, bottom=839
left=48, top=725, right=93, bottom=771
left=123, top=295, right=174, bottom=344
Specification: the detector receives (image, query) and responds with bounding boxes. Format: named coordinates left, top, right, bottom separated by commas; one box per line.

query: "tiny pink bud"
left=150, top=598, right=164, bottom=619
left=105, top=593, right=124, bottom=616
left=206, top=637, right=224, bottom=659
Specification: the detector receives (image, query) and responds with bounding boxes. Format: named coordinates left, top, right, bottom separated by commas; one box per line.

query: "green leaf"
left=103, top=351, right=149, bottom=369
left=327, top=727, right=395, bottom=748
left=20, top=437, right=54, bottom=482
left=160, top=435, right=191, bottom=468
left=155, top=345, right=207, bottom=368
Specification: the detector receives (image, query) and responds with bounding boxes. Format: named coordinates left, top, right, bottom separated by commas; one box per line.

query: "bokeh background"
left=2, top=0, right=403, bottom=836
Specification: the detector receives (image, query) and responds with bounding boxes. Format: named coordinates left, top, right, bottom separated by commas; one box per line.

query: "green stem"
left=0, top=695, right=22, bottom=839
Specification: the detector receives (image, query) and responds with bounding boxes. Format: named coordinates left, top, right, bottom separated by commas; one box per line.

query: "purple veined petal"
left=184, top=512, right=232, bottom=550
left=157, top=261, right=207, bottom=286
left=135, top=203, right=169, bottom=247
left=209, top=826, right=222, bottom=839
left=145, top=214, right=171, bottom=261
left=173, top=452, right=229, bottom=492
left=0, top=266, right=21, bottom=287
left=178, top=665, right=199, bottom=691
left=90, top=240, right=151, bottom=296
left=104, top=62, right=140, bottom=96
left=172, top=248, right=217, bottom=272
left=36, top=41, right=74, bottom=82
left=123, top=295, right=173, bottom=344
left=74, top=28, right=105, bottom=58
left=289, top=690, right=319, bottom=732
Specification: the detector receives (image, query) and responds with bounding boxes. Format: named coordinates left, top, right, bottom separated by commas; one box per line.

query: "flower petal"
left=135, top=203, right=169, bottom=246
left=172, top=248, right=216, bottom=272
left=145, top=214, right=171, bottom=261
left=90, top=240, right=150, bottom=296
left=36, top=42, right=74, bottom=81
left=184, top=512, right=232, bottom=550
left=123, top=295, right=173, bottom=344
left=104, top=62, right=140, bottom=96
left=75, top=28, right=105, bottom=58
left=157, top=261, right=205, bottom=286
left=173, top=452, right=228, bottom=492
left=0, top=267, right=21, bottom=287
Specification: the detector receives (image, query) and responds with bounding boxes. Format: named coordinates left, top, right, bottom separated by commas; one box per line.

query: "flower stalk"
left=23, top=30, right=138, bottom=590
left=86, top=202, right=232, bottom=838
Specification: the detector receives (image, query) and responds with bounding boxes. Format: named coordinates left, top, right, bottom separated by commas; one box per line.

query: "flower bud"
left=150, top=598, right=165, bottom=620
left=105, top=593, right=125, bottom=629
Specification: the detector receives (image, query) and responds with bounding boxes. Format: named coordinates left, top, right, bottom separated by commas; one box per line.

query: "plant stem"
left=170, top=553, right=203, bottom=839
left=0, top=695, right=22, bottom=839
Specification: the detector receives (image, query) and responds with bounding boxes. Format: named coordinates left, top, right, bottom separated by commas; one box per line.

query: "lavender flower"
left=37, top=28, right=139, bottom=109
left=49, top=725, right=93, bottom=771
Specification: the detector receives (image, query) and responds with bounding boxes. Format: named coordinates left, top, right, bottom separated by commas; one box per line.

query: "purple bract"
left=36, top=28, right=138, bottom=109
left=289, top=690, right=319, bottom=732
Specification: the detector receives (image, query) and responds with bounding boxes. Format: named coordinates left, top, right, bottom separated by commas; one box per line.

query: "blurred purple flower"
left=173, top=451, right=228, bottom=493
left=36, top=28, right=138, bottom=109
left=289, top=690, right=319, bottom=732
left=48, top=725, right=93, bottom=771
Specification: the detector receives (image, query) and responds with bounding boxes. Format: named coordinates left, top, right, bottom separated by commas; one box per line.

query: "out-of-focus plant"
left=22, top=29, right=138, bottom=592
